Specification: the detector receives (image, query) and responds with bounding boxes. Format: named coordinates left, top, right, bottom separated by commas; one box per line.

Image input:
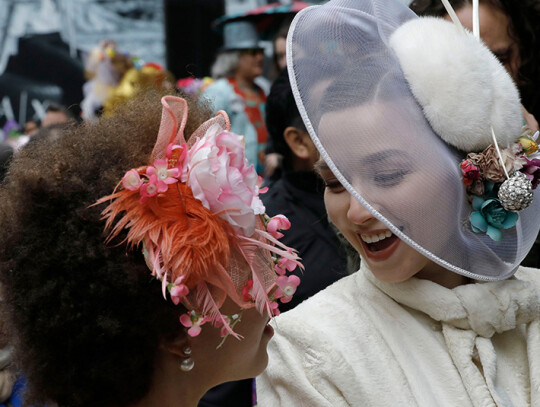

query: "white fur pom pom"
left=389, top=17, right=522, bottom=152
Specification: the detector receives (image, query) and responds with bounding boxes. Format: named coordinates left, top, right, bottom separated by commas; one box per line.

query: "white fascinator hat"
left=287, top=0, right=540, bottom=280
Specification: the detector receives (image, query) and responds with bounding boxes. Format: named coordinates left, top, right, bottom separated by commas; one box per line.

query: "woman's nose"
left=347, top=195, right=374, bottom=225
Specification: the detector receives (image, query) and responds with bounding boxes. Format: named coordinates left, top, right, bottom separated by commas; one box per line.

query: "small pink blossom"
left=521, top=157, right=540, bottom=189
left=147, top=159, right=179, bottom=185
left=139, top=174, right=164, bottom=202
left=459, top=159, right=481, bottom=186
left=166, top=143, right=188, bottom=176
left=267, top=215, right=291, bottom=239
left=180, top=311, right=210, bottom=337
left=169, top=276, right=189, bottom=305
left=122, top=169, right=143, bottom=191
left=269, top=301, right=280, bottom=316
left=275, top=275, right=301, bottom=304
left=242, top=279, right=254, bottom=302
left=275, top=257, right=297, bottom=275
left=214, top=314, right=240, bottom=337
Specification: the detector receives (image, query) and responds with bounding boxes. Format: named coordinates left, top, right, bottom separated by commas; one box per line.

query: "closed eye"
left=373, top=169, right=410, bottom=187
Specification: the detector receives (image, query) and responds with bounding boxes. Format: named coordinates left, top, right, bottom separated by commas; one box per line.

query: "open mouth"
left=361, top=231, right=396, bottom=251
left=359, top=230, right=400, bottom=260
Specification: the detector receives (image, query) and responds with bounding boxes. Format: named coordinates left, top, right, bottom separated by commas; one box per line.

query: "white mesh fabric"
left=287, top=0, right=540, bottom=280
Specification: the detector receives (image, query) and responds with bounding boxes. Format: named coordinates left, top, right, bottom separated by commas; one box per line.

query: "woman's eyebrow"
left=363, top=149, right=412, bottom=164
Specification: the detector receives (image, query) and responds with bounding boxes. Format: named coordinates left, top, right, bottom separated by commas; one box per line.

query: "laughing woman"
left=0, top=90, right=301, bottom=407
left=258, top=0, right=540, bottom=406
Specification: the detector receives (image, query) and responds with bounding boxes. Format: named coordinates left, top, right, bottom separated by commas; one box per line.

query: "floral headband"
left=96, top=96, right=302, bottom=343
left=460, top=127, right=539, bottom=241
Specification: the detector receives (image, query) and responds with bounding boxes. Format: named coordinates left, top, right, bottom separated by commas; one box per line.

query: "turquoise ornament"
left=469, top=194, right=518, bottom=241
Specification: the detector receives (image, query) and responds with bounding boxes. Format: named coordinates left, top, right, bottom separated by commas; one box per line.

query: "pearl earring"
left=179, top=347, right=194, bottom=372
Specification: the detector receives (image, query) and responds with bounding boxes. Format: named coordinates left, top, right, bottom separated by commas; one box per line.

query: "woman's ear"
left=161, top=335, right=196, bottom=372
left=283, top=127, right=311, bottom=159
left=160, top=335, right=191, bottom=358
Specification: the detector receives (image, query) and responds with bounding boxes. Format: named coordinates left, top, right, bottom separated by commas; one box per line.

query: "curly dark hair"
left=410, top=0, right=540, bottom=120
left=0, top=90, right=212, bottom=406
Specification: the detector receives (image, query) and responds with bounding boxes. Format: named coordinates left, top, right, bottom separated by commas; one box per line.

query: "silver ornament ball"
left=498, top=171, right=533, bottom=211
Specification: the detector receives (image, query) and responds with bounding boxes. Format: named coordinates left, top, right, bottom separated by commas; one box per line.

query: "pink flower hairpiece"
left=97, top=96, right=303, bottom=342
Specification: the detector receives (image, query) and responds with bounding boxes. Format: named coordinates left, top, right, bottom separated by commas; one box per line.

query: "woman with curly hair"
left=0, top=90, right=301, bottom=407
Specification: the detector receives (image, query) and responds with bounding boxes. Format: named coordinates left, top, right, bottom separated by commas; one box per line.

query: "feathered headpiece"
left=96, top=96, right=302, bottom=341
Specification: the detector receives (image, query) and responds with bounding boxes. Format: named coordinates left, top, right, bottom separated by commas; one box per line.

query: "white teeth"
left=361, top=230, right=393, bottom=244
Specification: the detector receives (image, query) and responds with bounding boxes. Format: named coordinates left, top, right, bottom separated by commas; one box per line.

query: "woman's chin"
left=370, top=268, right=415, bottom=283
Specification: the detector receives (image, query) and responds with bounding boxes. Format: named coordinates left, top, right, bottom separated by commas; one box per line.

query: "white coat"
left=257, top=262, right=540, bottom=406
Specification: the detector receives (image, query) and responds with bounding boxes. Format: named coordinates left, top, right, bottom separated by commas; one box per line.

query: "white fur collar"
left=362, top=262, right=540, bottom=338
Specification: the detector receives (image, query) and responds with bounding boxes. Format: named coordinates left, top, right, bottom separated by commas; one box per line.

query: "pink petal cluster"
left=459, top=159, right=481, bottom=186
left=267, top=214, right=291, bottom=239
left=242, top=279, right=254, bottom=302
left=122, top=169, right=143, bottom=190
left=269, top=301, right=280, bottom=316
left=214, top=314, right=240, bottom=337
left=275, top=275, right=301, bottom=304
left=169, top=276, right=189, bottom=305
left=521, top=157, right=540, bottom=189
left=147, top=159, right=180, bottom=185
left=186, top=125, right=265, bottom=236
left=121, top=145, right=185, bottom=203
left=275, top=257, right=297, bottom=275
left=180, top=311, right=211, bottom=337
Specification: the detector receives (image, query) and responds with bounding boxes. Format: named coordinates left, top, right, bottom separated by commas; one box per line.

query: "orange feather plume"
left=98, top=180, right=232, bottom=289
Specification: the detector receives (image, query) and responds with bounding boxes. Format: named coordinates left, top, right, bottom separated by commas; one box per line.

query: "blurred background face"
left=41, top=110, right=69, bottom=128
left=274, top=37, right=287, bottom=71
left=450, top=3, right=521, bottom=80
left=236, top=49, right=264, bottom=81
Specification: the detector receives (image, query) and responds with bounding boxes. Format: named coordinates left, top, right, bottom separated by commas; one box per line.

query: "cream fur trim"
left=389, top=17, right=522, bottom=152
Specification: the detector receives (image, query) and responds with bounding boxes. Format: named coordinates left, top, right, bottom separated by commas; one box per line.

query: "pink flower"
left=169, top=276, right=189, bottom=305
left=275, top=275, right=301, bottom=303
left=122, top=169, right=143, bottom=191
left=459, top=159, right=481, bottom=186
left=275, top=257, right=297, bottom=275
left=267, top=215, right=291, bottom=239
left=214, top=314, right=240, bottom=337
left=242, top=279, right=254, bottom=302
left=166, top=143, right=188, bottom=175
left=521, top=157, right=540, bottom=189
left=257, top=176, right=269, bottom=194
left=269, top=301, right=280, bottom=316
left=180, top=311, right=210, bottom=337
left=186, top=125, right=265, bottom=236
left=214, top=318, right=229, bottom=337
left=139, top=174, right=164, bottom=202
left=147, top=159, right=179, bottom=186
